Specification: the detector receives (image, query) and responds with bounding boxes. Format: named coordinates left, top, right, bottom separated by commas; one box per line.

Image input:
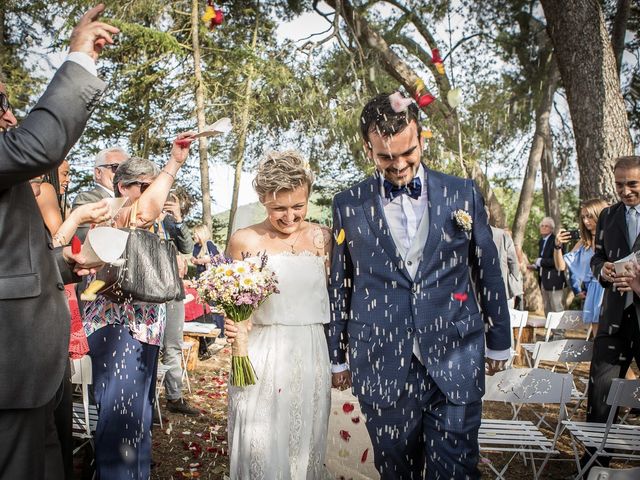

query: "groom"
left=328, top=93, right=511, bottom=479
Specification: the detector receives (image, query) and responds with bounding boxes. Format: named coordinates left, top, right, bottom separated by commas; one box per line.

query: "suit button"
left=412, top=284, right=418, bottom=293
left=407, top=260, right=413, bottom=266
left=407, top=327, right=414, bottom=334
left=56, top=283, right=65, bottom=291
left=47, top=242, right=54, bottom=250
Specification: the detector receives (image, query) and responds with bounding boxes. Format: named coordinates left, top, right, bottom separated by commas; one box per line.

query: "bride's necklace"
left=276, top=227, right=304, bottom=253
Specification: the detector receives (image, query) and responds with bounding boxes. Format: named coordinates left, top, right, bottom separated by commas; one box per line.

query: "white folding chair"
left=521, top=310, right=587, bottom=366
left=564, top=379, right=640, bottom=479
left=480, top=368, right=573, bottom=480
left=70, top=356, right=98, bottom=455
left=587, top=466, right=640, bottom=480
left=532, top=339, right=594, bottom=417
left=155, top=363, right=171, bottom=429
left=506, top=309, right=529, bottom=368
left=180, top=341, right=193, bottom=394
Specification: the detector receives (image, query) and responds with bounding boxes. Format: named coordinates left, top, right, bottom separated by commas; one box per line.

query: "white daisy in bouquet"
left=195, top=253, right=279, bottom=386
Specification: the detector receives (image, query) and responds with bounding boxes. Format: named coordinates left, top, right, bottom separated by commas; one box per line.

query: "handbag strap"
left=128, top=201, right=138, bottom=229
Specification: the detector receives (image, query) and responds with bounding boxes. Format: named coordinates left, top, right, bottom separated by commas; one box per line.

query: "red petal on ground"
left=361, top=448, right=369, bottom=463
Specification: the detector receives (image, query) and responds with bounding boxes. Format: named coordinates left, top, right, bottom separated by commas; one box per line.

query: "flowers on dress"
left=452, top=209, right=473, bottom=232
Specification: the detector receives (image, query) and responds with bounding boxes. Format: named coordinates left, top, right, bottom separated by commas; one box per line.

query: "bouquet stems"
left=229, top=318, right=257, bottom=387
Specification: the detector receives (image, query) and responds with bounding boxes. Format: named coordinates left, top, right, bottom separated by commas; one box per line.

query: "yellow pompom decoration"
left=80, top=279, right=105, bottom=301
left=202, top=5, right=215, bottom=23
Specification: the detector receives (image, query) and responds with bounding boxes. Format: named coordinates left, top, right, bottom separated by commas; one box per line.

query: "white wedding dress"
left=228, top=252, right=332, bottom=479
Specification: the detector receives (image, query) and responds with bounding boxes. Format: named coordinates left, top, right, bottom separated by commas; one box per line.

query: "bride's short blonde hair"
left=253, top=150, right=314, bottom=201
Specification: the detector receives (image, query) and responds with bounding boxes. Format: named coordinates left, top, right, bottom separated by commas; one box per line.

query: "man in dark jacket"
left=0, top=6, right=118, bottom=479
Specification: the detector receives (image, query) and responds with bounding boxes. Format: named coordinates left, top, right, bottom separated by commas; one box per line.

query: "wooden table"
left=183, top=323, right=221, bottom=371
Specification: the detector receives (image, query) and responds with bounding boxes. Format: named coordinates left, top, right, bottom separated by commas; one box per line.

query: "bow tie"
left=383, top=177, right=422, bottom=200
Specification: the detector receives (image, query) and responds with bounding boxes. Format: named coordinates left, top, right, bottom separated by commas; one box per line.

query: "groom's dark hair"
left=360, top=93, right=422, bottom=148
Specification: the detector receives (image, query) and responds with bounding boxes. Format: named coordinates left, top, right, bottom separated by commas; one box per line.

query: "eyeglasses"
left=0, top=92, right=12, bottom=115
left=97, top=163, right=120, bottom=173
left=125, top=181, right=152, bottom=193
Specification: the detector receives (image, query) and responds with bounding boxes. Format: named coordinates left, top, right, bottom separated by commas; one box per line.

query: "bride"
left=224, top=150, right=332, bottom=479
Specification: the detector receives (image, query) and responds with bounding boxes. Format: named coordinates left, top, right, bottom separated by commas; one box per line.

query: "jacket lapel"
left=361, top=175, right=412, bottom=282
left=414, top=170, right=446, bottom=281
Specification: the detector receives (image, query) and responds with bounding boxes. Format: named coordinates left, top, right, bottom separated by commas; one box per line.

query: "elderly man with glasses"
left=528, top=216, right=568, bottom=319
left=72, top=146, right=128, bottom=241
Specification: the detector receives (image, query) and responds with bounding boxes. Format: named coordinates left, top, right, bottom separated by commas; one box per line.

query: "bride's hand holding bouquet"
left=195, top=252, right=278, bottom=386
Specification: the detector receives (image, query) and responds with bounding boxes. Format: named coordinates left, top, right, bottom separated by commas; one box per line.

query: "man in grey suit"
left=72, top=146, right=128, bottom=241
left=0, top=6, right=118, bottom=479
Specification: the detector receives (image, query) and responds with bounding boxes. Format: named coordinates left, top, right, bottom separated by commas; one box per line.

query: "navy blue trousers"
left=359, top=356, right=482, bottom=480
left=88, top=324, right=159, bottom=480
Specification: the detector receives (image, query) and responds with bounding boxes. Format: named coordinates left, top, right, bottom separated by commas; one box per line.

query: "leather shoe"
left=167, top=398, right=200, bottom=416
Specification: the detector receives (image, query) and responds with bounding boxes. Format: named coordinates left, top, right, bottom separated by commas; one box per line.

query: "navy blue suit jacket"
left=328, top=168, right=511, bottom=408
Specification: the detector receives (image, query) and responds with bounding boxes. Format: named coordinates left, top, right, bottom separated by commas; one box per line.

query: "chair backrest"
left=544, top=310, right=584, bottom=341
left=509, top=309, right=529, bottom=330
left=587, top=466, right=640, bottom=480
left=606, top=379, right=640, bottom=410
left=70, top=355, right=93, bottom=386
left=532, top=339, right=594, bottom=369
left=506, top=309, right=529, bottom=368
left=484, top=368, right=573, bottom=405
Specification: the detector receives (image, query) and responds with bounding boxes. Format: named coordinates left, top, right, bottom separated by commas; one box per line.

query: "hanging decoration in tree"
left=447, top=88, right=462, bottom=108
left=413, top=78, right=435, bottom=108
left=202, top=0, right=224, bottom=30
left=431, top=48, right=445, bottom=75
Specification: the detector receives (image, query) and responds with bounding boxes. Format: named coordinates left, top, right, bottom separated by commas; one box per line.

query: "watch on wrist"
left=554, top=244, right=563, bottom=250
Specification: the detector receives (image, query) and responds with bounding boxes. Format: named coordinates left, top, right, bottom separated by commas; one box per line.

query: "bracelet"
left=52, top=232, right=67, bottom=247
left=554, top=244, right=562, bottom=250
left=161, top=169, right=176, bottom=180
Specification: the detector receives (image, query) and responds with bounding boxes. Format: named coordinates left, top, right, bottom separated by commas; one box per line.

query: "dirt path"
left=150, top=347, right=639, bottom=479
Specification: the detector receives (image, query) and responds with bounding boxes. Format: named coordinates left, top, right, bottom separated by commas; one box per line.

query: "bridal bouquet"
left=195, top=253, right=278, bottom=386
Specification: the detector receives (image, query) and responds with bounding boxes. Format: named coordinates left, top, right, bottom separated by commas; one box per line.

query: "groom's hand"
left=332, top=370, right=352, bottom=390
left=485, top=358, right=506, bottom=376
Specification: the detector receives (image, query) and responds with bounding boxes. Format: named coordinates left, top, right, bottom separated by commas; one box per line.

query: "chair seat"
left=71, top=402, right=98, bottom=439
left=479, top=419, right=557, bottom=453
left=563, top=421, right=640, bottom=452
left=527, top=317, right=547, bottom=328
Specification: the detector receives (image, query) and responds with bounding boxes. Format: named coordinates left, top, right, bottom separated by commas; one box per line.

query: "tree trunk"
left=541, top=137, right=560, bottom=227
left=540, top=0, right=633, bottom=203
left=324, top=0, right=506, bottom=224
left=191, top=0, right=212, bottom=230
left=611, top=0, right=630, bottom=77
left=512, top=65, right=560, bottom=247
left=226, top=19, right=259, bottom=247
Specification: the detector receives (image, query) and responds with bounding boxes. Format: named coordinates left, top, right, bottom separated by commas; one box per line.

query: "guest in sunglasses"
left=81, top=139, right=193, bottom=480
left=72, top=146, right=128, bottom=241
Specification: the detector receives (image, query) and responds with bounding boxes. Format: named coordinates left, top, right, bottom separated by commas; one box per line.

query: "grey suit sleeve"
left=173, top=223, right=195, bottom=254
left=504, top=233, right=523, bottom=297
left=0, top=62, right=106, bottom=190
left=468, top=183, right=511, bottom=351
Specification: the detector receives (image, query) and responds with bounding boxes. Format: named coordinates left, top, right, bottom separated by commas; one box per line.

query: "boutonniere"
left=452, top=209, right=473, bottom=232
